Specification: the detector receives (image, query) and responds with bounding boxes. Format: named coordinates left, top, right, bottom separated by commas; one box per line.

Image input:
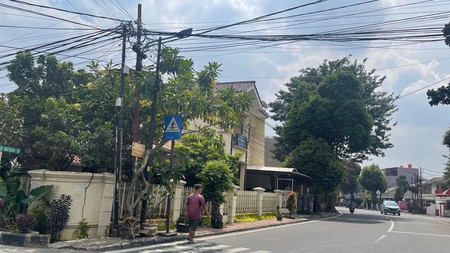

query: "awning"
left=247, top=166, right=312, bottom=180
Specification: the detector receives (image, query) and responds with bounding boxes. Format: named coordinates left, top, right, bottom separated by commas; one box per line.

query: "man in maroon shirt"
left=185, top=184, right=208, bottom=243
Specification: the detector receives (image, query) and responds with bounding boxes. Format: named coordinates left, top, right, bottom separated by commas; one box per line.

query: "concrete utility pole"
left=133, top=4, right=143, bottom=151
left=112, top=23, right=128, bottom=236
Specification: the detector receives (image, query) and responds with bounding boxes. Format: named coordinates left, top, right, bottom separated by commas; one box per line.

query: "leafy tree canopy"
left=175, top=129, right=241, bottom=186
left=270, top=57, right=397, bottom=162
left=359, top=164, right=387, bottom=194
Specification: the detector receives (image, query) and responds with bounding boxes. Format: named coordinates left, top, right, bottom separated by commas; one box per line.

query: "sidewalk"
left=50, top=212, right=338, bottom=252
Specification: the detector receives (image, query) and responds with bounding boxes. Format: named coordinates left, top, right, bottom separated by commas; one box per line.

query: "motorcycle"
left=348, top=203, right=355, bottom=214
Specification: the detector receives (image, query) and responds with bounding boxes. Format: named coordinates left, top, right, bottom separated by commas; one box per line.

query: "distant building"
left=382, top=165, right=419, bottom=188
left=264, top=137, right=282, bottom=167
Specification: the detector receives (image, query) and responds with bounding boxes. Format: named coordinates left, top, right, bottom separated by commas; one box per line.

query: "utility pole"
left=133, top=4, right=143, bottom=152
left=419, top=167, right=423, bottom=214
left=140, top=37, right=162, bottom=228
left=113, top=23, right=127, bottom=235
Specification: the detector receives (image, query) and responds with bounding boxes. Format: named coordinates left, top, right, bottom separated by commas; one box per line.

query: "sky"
left=1, top=0, right=450, bottom=179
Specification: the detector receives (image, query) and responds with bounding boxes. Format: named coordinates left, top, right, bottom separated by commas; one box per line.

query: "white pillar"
left=253, top=187, right=265, bottom=216
left=239, top=164, right=246, bottom=191
left=274, top=189, right=283, bottom=210
left=171, top=180, right=186, bottom=222
left=228, top=185, right=239, bottom=224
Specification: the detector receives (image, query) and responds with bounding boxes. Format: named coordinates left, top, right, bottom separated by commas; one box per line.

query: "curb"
left=56, top=213, right=340, bottom=251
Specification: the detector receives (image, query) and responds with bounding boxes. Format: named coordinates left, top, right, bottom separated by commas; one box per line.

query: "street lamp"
left=139, top=28, right=193, bottom=229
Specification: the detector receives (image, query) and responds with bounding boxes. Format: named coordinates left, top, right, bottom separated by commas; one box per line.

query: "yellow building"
left=215, top=81, right=268, bottom=189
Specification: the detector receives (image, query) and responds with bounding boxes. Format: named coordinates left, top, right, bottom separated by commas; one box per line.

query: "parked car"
left=380, top=200, right=401, bottom=215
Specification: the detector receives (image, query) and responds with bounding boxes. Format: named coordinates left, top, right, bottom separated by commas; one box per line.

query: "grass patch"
left=234, top=212, right=277, bottom=223
left=156, top=221, right=176, bottom=231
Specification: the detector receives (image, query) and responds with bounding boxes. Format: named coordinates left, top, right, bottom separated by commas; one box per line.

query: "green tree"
left=176, top=129, right=241, bottom=186
left=284, top=138, right=344, bottom=212
left=442, top=130, right=450, bottom=186
left=394, top=175, right=409, bottom=202
left=340, top=161, right=361, bottom=200
left=427, top=84, right=450, bottom=106
left=5, top=52, right=105, bottom=170
left=198, top=160, right=233, bottom=229
left=270, top=57, right=397, bottom=161
left=359, top=164, right=387, bottom=205
left=123, top=47, right=251, bottom=216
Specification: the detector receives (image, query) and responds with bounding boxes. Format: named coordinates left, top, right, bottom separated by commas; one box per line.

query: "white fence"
left=262, top=192, right=278, bottom=213
left=120, top=182, right=282, bottom=224
left=236, top=191, right=258, bottom=213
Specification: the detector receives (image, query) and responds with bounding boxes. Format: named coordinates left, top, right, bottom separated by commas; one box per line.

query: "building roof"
left=248, top=166, right=295, bottom=173
left=215, top=81, right=256, bottom=92
left=247, top=166, right=312, bottom=180
left=424, top=177, right=445, bottom=184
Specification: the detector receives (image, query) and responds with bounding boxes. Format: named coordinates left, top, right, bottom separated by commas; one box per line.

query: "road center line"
left=388, top=220, right=394, bottom=232
left=373, top=235, right=386, bottom=244
left=388, top=230, right=450, bottom=238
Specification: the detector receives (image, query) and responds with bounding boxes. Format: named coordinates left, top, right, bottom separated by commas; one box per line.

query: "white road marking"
left=388, top=230, right=450, bottom=238
left=206, top=244, right=231, bottom=250
left=373, top=235, right=386, bottom=244
left=108, top=214, right=343, bottom=253
left=250, top=251, right=271, bottom=253
left=388, top=220, right=394, bottom=232
left=203, top=213, right=343, bottom=241
left=226, top=247, right=251, bottom=253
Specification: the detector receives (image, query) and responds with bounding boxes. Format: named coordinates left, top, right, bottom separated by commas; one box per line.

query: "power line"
left=0, top=2, right=102, bottom=29
left=6, top=0, right=126, bottom=22
left=398, top=77, right=450, bottom=99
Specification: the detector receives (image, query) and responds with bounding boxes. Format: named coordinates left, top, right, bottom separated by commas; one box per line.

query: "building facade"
left=382, top=166, right=419, bottom=188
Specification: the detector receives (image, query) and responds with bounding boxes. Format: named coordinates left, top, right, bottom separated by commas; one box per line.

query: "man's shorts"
left=188, top=219, right=200, bottom=231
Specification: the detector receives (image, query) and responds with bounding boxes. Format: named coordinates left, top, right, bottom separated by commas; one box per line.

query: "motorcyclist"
left=348, top=201, right=355, bottom=213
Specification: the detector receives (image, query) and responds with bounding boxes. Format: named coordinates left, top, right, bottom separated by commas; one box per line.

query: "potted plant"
left=286, top=192, right=297, bottom=218
left=276, top=205, right=283, bottom=221
left=176, top=216, right=189, bottom=233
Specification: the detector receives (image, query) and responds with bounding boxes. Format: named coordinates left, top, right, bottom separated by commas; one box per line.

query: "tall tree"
left=6, top=52, right=115, bottom=170
left=270, top=57, right=397, bottom=162
left=394, top=175, right=409, bottom=202
left=123, top=47, right=251, bottom=216
left=359, top=164, right=387, bottom=205
left=442, top=130, right=450, bottom=186
left=284, top=138, right=344, bottom=212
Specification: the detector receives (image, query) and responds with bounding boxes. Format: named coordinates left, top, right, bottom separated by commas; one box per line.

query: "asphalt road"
left=109, top=207, right=450, bottom=253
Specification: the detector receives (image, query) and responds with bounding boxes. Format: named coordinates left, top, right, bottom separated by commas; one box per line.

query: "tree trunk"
left=210, top=201, right=223, bottom=229
left=125, top=141, right=167, bottom=217
left=323, top=193, right=337, bottom=212
left=313, top=193, right=320, bottom=213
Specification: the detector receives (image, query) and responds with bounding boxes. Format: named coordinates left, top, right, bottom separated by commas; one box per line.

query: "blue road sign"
left=164, top=115, right=182, bottom=140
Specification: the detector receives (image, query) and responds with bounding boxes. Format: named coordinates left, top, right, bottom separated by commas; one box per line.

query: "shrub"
left=286, top=192, right=297, bottom=217
left=15, top=213, right=36, bottom=233
left=75, top=219, right=89, bottom=239
left=198, top=160, right=233, bottom=229
left=30, top=208, right=48, bottom=234
left=49, top=195, right=73, bottom=242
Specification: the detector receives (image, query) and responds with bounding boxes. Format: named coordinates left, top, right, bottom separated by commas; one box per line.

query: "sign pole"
left=165, top=139, right=175, bottom=234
